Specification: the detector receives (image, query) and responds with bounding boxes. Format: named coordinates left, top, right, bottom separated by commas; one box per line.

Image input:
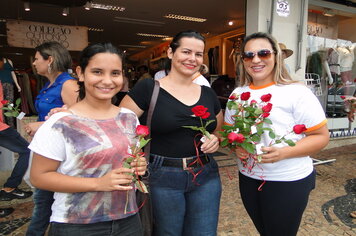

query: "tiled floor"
left=0, top=145, right=355, bottom=236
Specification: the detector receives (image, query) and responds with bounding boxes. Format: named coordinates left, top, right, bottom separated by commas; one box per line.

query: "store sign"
left=6, top=20, right=88, bottom=51
left=276, top=1, right=290, bottom=17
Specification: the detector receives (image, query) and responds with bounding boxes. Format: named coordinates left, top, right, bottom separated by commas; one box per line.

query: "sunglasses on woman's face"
left=241, top=49, right=274, bottom=61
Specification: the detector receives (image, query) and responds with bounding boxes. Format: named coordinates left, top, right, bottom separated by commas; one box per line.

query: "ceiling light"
left=90, top=3, right=125, bottom=11
left=84, top=1, right=91, bottom=10
left=136, top=33, right=170, bottom=38
left=88, top=28, right=102, bottom=32
left=323, top=8, right=335, bottom=17
left=164, top=14, right=207, bottom=22
left=62, top=7, right=69, bottom=16
left=24, top=2, right=30, bottom=11
left=228, top=21, right=234, bottom=26
left=88, top=27, right=104, bottom=32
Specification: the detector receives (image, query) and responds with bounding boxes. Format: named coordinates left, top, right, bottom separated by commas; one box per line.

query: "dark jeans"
left=239, top=170, right=316, bottom=236
left=48, top=213, right=143, bottom=236
left=0, top=127, right=30, bottom=188
left=26, top=189, right=54, bottom=236
left=149, top=154, right=222, bottom=236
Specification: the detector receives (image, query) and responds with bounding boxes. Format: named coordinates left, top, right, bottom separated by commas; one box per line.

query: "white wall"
left=246, top=0, right=308, bottom=80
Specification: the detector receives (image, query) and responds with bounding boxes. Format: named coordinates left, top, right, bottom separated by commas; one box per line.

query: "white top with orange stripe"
left=224, top=82, right=327, bottom=181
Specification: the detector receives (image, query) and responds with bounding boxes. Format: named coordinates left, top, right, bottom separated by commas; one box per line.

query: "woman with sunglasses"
left=224, top=32, right=329, bottom=236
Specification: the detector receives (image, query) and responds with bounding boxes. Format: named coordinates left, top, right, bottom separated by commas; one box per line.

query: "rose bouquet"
left=221, top=92, right=305, bottom=166
left=1, top=98, right=25, bottom=120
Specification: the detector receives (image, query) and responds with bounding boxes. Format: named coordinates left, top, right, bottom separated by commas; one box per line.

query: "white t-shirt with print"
left=29, top=108, right=140, bottom=224
left=224, top=83, right=327, bottom=181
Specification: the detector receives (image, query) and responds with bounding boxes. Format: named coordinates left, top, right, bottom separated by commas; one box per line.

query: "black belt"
left=150, top=155, right=210, bottom=170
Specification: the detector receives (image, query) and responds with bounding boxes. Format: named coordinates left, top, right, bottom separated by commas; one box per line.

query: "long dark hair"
left=169, top=30, right=205, bottom=53
left=77, top=43, right=124, bottom=100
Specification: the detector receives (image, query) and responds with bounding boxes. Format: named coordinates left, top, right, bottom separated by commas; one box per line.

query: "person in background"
left=25, top=41, right=78, bottom=236
left=224, top=32, right=329, bottom=236
left=137, top=65, right=152, bottom=82
left=0, top=120, right=32, bottom=206
left=29, top=42, right=146, bottom=236
left=278, top=43, right=293, bottom=74
left=120, top=30, right=222, bottom=236
left=0, top=55, right=22, bottom=127
left=192, top=63, right=211, bottom=87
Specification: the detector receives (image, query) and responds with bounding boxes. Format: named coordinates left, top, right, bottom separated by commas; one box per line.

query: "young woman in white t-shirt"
left=29, top=43, right=147, bottom=236
left=224, top=32, right=329, bottom=236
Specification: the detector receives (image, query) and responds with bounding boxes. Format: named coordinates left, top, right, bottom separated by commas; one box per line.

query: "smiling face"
left=32, top=51, right=51, bottom=76
left=168, top=37, right=204, bottom=77
left=243, top=38, right=276, bottom=87
left=77, top=52, right=123, bottom=102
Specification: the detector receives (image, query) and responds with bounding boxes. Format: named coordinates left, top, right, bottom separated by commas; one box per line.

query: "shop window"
left=306, top=10, right=355, bottom=118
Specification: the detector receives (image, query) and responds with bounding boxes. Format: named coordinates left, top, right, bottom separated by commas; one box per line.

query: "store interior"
left=0, top=0, right=247, bottom=117
left=0, top=0, right=355, bottom=122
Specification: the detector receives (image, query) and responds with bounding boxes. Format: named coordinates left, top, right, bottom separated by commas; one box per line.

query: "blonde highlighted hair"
left=238, top=32, right=294, bottom=87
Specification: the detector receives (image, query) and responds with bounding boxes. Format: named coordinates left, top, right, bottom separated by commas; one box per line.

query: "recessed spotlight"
left=62, top=7, right=69, bottom=16
left=164, top=14, right=207, bottom=22
left=322, top=8, right=335, bottom=17
left=84, top=1, right=91, bottom=10
left=228, top=21, right=234, bottom=26
left=24, top=2, right=30, bottom=11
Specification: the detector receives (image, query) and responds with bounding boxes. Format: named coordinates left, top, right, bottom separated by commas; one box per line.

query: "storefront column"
left=246, top=0, right=309, bottom=79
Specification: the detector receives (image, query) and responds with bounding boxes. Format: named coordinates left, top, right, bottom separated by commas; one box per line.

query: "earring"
left=47, top=64, right=52, bottom=74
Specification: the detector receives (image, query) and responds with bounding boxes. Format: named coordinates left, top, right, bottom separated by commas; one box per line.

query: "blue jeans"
left=48, top=213, right=143, bottom=236
left=0, top=127, right=30, bottom=188
left=26, top=189, right=54, bottom=236
left=149, top=154, right=222, bottom=236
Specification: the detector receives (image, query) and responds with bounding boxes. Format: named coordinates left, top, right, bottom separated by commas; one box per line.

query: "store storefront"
left=307, top=0, right=356, bottom=137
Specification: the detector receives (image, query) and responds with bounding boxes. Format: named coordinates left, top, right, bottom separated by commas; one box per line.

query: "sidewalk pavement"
left=0, top=144, right=355, bottom=236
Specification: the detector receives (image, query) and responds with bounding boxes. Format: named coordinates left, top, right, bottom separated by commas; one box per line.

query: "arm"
left=119, top=95, right=144, bottom=117
left=260, top=125, right=329, bottom=163
left=30, top=153, right=135, bottom=192
left=61, top=79, right=79, bottom=106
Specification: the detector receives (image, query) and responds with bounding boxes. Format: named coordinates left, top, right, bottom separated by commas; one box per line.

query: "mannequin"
left=0, top=56, right=21, bottom=127
left=337, top=45, right=355, bottom=96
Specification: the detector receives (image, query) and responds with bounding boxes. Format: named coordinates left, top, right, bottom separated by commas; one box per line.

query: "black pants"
left=239, top=170, right=316, bottom=236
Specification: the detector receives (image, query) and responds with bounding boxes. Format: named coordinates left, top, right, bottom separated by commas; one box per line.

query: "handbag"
left=137, top=79, right=160, bottom=236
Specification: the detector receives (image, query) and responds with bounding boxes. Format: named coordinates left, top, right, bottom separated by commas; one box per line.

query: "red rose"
left=293, top=124, right=307, bottom=134
left=191, top=105, right=209, bottom=118
left=340, top=96, right=346, bottom=100
left=201, top=112, right=210, bottom=119
left=229, top=94, right=237, bottom=100
left=227, top=132, right=238, bottom=143
left=136, top=125, right=150, bottom=137
left=228, top=132, right=245, bottom=143
left=260, top=94, right=272, bottom=102
left=235, top=133, right=245, bottom=143
left=262, top=103, right=273, bottom=112
left=250, top=100, right=257, bottom=105
left=240, top=92, right=251, bottom=101
left=1, top=100, right=9, bottom=105
left=261, top=112, right=270, bottom=118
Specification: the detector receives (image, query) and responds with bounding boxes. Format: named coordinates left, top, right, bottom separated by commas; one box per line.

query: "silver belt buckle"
left=182, top=157, right=194, bottom=170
